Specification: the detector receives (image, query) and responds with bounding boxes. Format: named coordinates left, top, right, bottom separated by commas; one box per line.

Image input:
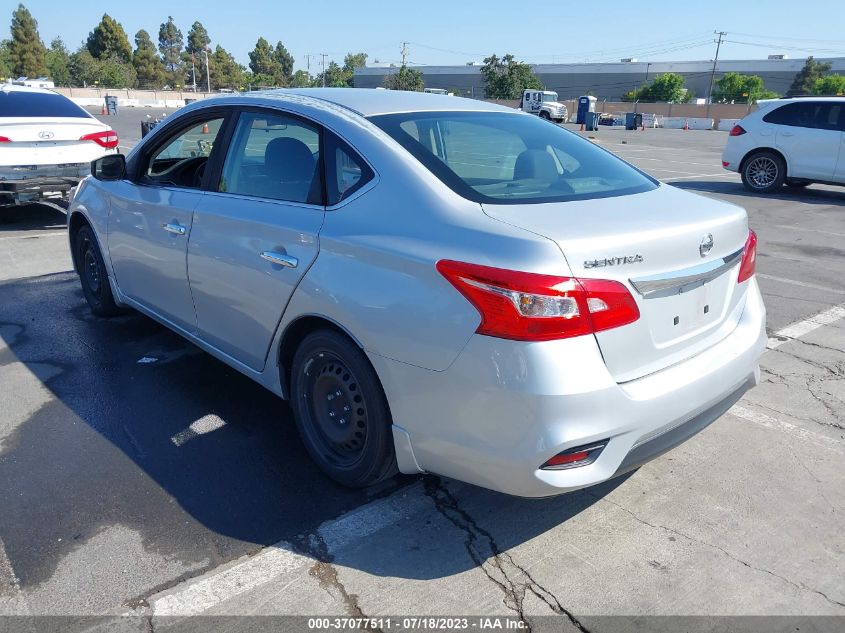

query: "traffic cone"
left=101, top=102, right=107, bottom=115
left=202, top=123, right=209, bottom=134
left=683, top=119, right=689, bottom=131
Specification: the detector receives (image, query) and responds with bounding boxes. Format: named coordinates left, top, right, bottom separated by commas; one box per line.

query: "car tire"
left=786, top=179, right=811, bottom=188
left=539, top=111, right=551, bottom=121
left=75, top=224, right=122, bottom=317
left=741, top=151, right=786, bottom=193
left=290, top=329, right=398, bottom=488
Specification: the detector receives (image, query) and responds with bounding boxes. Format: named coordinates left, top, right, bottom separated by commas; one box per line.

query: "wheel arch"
left=740, top=147, right=788, bottom=176
left=277, top=314, right=367, bottom=399
left=68, top=211, right=93, bottom=274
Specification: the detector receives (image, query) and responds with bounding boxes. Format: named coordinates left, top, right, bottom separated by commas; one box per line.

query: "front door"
left=187, top=109, right=325, bottom=370
left=108, top=114, right=227, bottom=332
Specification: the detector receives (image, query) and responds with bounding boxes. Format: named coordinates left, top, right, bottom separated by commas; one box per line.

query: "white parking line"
left=729, top=405, right=844, bottom=456
left=772, top=224, right=845, bottom=239
left=0, top=231, right=66, bottom=241
left=767, top=303, right=845, bottom=349
left=757, top=273, right=845, bottom=296
left=148, top=483, right=433, bottom=616
left=660, top=173, right=737, bottom=181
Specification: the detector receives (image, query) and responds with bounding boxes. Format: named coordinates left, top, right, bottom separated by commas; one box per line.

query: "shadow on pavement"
left=0, top=203, right=67, bottom=231
left=0, top=272, right=615, bottom=589
left=671, top=180, right=845, bottom=205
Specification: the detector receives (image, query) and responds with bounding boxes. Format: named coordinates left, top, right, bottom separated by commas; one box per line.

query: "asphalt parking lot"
left=1, top=110, right=843, bottom=629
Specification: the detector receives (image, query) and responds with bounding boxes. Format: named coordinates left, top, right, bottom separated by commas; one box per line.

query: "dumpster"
left=584, top=111, right=600, bottom=132
left=184, top=98, right=197, bottom=105
left=625, top=112, right=643, bottom=130
left=140, top=119, right=161, bottom=138
left=104, top=95, right=118, bottom=115
left=576, top=95, right=597, bottom=125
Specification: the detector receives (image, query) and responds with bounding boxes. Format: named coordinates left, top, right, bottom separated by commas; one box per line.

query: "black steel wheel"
left=75, top=224, right=121, bottom=317
left=291, top=329, right=397, bottom=488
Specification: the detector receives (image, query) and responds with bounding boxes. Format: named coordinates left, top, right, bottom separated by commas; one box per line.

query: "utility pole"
left=320, top=54, right=328, bottom=86
left=304, top=54, right=313, bottom=73
left=707, top=31, right=727, bottom=110
left=204, top=46, right=211, bottom=93
left=401, top=41, right=409, bottom=66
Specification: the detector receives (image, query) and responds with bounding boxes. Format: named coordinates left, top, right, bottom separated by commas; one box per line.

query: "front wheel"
left=290, top=330, right=398, bottom=488
left=741, top=151, right=786, bottom=193
left=75, top=225, right=122, bottom=317
left=539, top=111, right=551, bottom=121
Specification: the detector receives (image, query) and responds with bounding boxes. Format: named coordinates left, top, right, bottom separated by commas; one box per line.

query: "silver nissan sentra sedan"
left=68, top=89, right=766, bottom=497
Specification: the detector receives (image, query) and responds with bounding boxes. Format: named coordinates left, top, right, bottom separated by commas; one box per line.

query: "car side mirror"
left=92, top=154, right=125, bottom=181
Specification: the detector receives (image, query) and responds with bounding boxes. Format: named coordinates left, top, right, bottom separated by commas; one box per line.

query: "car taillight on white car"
left=436, top=260, right=640, bottom=342
left=80, top=130, right=119, bottom=149
left=729, top=125, right=746, bottom=137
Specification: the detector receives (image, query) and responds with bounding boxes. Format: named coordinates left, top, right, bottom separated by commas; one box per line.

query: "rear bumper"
left=374, top=278, right=767, bottom=497
left=0, top=164, right=88, bottom=204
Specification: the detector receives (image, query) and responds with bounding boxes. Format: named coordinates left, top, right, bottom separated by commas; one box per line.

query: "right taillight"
left=729, top=125, right=746, bottom=137
left=737, top=230, right=757, bottom=283
left=436, top=260, right=640, bottom=342
left=0, top=136, right=11, bottom=143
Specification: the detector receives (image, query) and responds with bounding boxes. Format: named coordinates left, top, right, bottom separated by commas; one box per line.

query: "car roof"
left=757, top=96, right=845, bottom=106
left=0, top=83, right=58, bottom=96
left=240, top=88, right=518, bottom=117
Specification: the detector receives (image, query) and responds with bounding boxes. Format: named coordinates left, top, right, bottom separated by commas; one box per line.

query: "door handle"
left=162, top=223, right=187, bottom=235
left=260, top=251, right=298, bottom=268
left=780, top=131, right=794, bottom=137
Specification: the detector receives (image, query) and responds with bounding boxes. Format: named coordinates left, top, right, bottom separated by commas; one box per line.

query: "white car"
left=0, top=83, right=118, bottom=209
left=722, top=97, right=845, bottom=193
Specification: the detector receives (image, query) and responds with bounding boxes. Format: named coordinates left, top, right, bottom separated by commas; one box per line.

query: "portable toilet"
left=576, top=96, right=597, bottom=125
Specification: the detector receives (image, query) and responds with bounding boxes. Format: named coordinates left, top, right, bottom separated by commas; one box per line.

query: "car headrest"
left=265, top=137, right=315, bottom=181
left=513, top=149, right=559, bottom=182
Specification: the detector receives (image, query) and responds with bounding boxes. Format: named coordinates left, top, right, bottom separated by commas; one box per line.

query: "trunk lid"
left=0, top=117, right=111, bottom=167
left=483, top=184, right=750, bottom=383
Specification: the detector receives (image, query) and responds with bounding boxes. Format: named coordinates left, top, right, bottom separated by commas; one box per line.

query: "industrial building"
left=354, top=57, right=845, bottom=100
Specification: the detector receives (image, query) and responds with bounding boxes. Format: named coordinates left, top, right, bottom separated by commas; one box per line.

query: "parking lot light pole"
left=204, top=46, right=211, bottom=93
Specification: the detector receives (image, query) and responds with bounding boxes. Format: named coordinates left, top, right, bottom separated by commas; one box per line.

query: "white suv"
left=722, top=97, right=845, bottom=193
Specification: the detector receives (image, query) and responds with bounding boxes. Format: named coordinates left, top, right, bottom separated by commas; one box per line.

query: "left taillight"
left=0, top=136, right=11, bottom=143
left=435, top=260, right=640, bottom=342
left=737, top=230, right=757, bottom=283
left=80, top=129, right=119, bottom=149
left=729, top=125, right=746, bottom=137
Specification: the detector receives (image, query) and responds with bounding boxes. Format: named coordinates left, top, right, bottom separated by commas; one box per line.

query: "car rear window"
left=0, top=90, right=93, bottom=118
left=369, top=111, right=657, bottom=204
left=762, top=101, right=845, bottom=131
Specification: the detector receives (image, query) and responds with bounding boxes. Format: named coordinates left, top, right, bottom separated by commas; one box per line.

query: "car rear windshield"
left=0, top=90, right=93, bottom=118
left=369, top=111, right=657, bottom=204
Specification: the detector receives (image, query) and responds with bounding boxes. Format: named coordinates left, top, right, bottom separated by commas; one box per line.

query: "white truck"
left=520, top=90, right=568, bottom=123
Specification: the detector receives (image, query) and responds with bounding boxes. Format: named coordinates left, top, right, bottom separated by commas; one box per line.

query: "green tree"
left=184, top=22, right=211, bottom=89
left=68, top=46, right=97, bottom=86
left=208, top=44, right=244, bottom=90
left=289, top=69, right=313, bottom=87
left=158, top=16, right=183, bottom=77
left=786, top=57, right=832, bottom=97
left=342, top=52, right=367, bottom=87
left=711, top=72, right=778, bottom=103
left=86, top=14, right=132, bottom=63
left=9, top=4, right=46, bottom=78
left=312, top=61, right=346, bottom=87
left=382, top=65, right=424, bottom=91
left=133, top=30, right=165, bottom=88
left=814, top=74, right=845, bottom=96
left=626, top=72, right=686, bottom=102
left=68, top=44, right=135, bottom=88
left=273, top=41, right=294, bottom=82
left=480, top=54, right=541, bottom=99
left=45, top=36, right=70, bottom=85
left=248, top=37, right=278, bottom=77
left=186, top=21, right=210, bottom=56
left=0, top=40, right=13, bottom=79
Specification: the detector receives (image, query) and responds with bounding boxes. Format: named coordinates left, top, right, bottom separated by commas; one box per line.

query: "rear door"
left=187, top=108, right=328, bottom=371
left=107, top=111, right=227, bottom=332
left=766, top=101, right=842, bottom=180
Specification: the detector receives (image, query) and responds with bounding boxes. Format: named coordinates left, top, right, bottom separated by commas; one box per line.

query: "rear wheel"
left=290, top=329, right=397, bottom=488
left=741, top=151, right=786, bottom=193
left=75, top=225, right=121, bottom=317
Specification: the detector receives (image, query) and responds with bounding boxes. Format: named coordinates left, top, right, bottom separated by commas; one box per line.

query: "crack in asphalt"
left=593, top=495, right=845, bottom=611
left=293, top=532, right=381, bottom=632
left=423, top=477, right=591, bottom=633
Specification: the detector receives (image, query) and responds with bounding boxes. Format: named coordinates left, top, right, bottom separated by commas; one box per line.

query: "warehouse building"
left=354, top=57, right=845, bottom=100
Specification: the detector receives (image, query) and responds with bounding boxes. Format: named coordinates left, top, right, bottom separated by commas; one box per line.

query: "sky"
left=13, top=0, right=845, bottom=72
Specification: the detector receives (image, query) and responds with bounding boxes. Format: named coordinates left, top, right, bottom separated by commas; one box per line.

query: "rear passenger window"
left=325, top=134, right=374, bottom=206
left=219, top=112, right=322, bottom=205
left=763, top=102, right=842, bottom=130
